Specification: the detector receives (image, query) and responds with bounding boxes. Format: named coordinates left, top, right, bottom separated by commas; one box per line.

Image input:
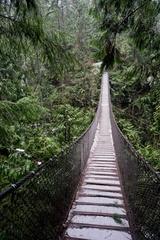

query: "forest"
left=0, top=0, right=160, bottom=191
left=0, top=0, right=100, bottom=190
left=93, top=0, right=160, bottom=170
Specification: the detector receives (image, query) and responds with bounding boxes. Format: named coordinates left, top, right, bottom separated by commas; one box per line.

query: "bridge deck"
left=63, top=73, right=132, bottom=240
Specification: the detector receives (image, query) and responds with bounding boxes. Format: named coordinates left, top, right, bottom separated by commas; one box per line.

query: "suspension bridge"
left=0, top=73, right=160, bottom=240
left=63, top=73, right=132, bottom=240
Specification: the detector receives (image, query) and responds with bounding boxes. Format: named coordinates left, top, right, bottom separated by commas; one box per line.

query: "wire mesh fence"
left=110, top=89, right=160, bottom=240
left=0, top=95, right=101, bottom=240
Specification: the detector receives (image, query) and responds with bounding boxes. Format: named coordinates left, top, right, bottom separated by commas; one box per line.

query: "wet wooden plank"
left=65, top=227, right=132, bottom=240
left=70, top=215, right=129, bottom=228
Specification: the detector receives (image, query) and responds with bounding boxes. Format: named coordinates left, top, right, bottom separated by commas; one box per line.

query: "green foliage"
left=0, top=97, right=46, bottom=148
left=27, top=134, right=61, bottom=160
left=152, top=106, right=160, bottom=134
left=93, top=0, right=160, bottom=69
left=92, top=0, right=160, bottom=170
left=110, top=46, right=160, bottom=170
left=52, top=104, right=94, bottom=144
left=118, top=117, right=141, bottom=147
left=0, top=0, right=100, bottom=190
left=0, top=151, right=34, bottom=190
left=16, top=97, right=47, bottom=122
left=0, top=63, right=99, bottom=190
left=139, top=145, right=160, bottom=170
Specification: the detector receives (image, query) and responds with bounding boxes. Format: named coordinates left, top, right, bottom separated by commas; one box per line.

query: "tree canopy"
left=93, top=0, right=160, bottom=169
left=0, top=0, right=100, bottom=190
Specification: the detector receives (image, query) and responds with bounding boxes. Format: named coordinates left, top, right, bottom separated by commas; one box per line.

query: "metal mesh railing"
left=0, top=92, right=101, bottom=240
left=109, top=84, right=160, bottom=240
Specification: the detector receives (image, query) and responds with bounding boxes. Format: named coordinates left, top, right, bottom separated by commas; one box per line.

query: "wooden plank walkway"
left=63, top=73, right=132, bottom=240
